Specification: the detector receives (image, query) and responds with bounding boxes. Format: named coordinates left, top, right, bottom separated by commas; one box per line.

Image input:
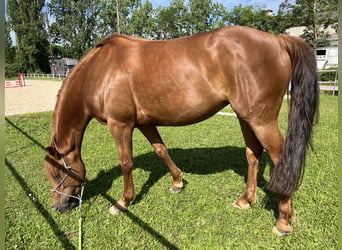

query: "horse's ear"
left=46, top=147, right=63, bottom=159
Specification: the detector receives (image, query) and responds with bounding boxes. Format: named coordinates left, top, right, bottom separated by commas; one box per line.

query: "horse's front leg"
left=107, top=121, right=135, bottom=215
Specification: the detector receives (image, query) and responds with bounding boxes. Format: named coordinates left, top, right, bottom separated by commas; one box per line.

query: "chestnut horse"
left=45, top=26, right=318, bottom=236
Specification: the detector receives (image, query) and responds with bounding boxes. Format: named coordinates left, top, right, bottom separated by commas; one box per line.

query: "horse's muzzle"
left=54, top=198, right=78, bottom=213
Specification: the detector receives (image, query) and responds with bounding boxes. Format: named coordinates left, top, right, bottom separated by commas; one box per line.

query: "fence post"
left=333, top=70, right=338, bottom=96
left=318, top=69, right=338, bottom=95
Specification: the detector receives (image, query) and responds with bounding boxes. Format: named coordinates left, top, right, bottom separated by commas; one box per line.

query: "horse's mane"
left=57, top=35, right=149, bottom=97
left=95, top=28, right=223, bottom=48
left=54, top=34, right=142, bottom=117
left=52, top=42, right=105, bottom=143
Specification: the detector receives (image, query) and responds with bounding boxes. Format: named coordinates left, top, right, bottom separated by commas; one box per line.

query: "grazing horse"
left=44, top=26, right=319, bottom=236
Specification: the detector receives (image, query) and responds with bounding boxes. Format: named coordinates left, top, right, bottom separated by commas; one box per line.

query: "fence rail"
left=318, top=69, right=338, bottom=95
left=23, top=69, right=338, bottom=94
left=24, top=73, right=66, bottom=79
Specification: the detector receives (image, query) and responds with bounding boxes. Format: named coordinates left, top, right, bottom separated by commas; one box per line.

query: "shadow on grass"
left=5, top=117, right=46, bottom=151
left=83, top=146, right=278, bottom=248
left=5, top=117, right=77, bottom=248
left=86, top=146, right=278, bottom=213
left=6, top=116, right=278, bottom=249
left=6, top=117, right=181, bottom=249
left=99, top=192, right=181, bottom=250
left=5, top=158, right=76, bottom=250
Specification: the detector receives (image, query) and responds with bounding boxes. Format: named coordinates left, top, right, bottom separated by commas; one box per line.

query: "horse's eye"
left=54, top=173, right=61, bottom=180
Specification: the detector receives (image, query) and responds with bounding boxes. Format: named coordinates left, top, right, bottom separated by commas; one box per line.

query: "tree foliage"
left=7, top=0, right=50, bottom=73
left=125, top=0, right=155, bottom=37
left=5, top=0, right=338, bottom=76
left=225, top=4, right=280, bottom=33
left=187, top=0, right=225, bottom=34
left=5, top=21, right=19, bottom=77
left=155, top=0, right=189, bottom=39
left=48, top=0, right=104, bottom=59
left=277, top=0, right=338, bottom=47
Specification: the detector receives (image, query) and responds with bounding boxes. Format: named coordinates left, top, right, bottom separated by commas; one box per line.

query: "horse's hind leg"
left=234, top=118, right=264, bottom=209
left=138, top=125, right=184, bottom=193
left=248, top=120, right=295, bottom=236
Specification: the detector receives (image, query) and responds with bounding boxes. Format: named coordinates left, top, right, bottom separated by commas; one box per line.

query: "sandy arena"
left=5, top=80, right=63, bottom=116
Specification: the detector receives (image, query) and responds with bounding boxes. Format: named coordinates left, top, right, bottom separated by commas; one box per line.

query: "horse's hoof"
left=169, top=186, right=183, bottom=194
left=109, top=205, right=121, bottom=215
left=109, top=203, right=127, bottom=215
left=232, top=200, right=251, bottom=210
left=272, top=226, right=291, bottom=237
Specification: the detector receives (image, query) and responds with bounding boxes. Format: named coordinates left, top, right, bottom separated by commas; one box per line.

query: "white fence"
left=318, top=69, right=338, bottom=95
left=24, top=69, right=338, bottom=94
left=25, top=73, right=66, bottom=80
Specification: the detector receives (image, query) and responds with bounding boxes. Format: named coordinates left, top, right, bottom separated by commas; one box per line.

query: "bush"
left=318, top=68, right=337, bottom=82
left=5, top=63, right=21, bottom=78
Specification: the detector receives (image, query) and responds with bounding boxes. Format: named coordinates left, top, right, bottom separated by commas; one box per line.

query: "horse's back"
left=74, top=26, right=292, bottom=125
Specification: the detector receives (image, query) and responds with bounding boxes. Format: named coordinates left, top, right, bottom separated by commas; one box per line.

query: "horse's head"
left=45, top=147, right=85, bottom=213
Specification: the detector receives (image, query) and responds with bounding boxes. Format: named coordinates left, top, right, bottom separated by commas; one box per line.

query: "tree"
left=300, top=0, right=338, bottom=47
left=5, top=21, right=15, bottom=65
left=48, top=0, right=103, bottom=59
left=7, top=0, right=50, bottom=73
left=225, top=4, right=280, bottom=33
left=155, top=0, right=226, bottom=39
left=97, top=0, right=141, bottom=36
left=5, top=21, right=19, bottom=77
left=277, top=0, right=338, bottom=47
left=187, top=0, right=225, bottom=34
left=155, top=0, right=189, bottom=39
left=96, top=0, right=119, bottom=36
left=126, top=0, right=156, bottom=37
left=277, top=0, right=300, bottom=33
left=209, top=3, right=227, bottom=29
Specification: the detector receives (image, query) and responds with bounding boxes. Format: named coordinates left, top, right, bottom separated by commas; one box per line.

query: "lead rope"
left=50, top=156, right=85, bottom=249
left=78, top=185, right=84, bottom=250
left=51, top=184, right=85, bottom=249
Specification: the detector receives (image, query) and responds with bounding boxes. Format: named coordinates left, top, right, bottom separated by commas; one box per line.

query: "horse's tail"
left=267, top=35, right=319, bottom=196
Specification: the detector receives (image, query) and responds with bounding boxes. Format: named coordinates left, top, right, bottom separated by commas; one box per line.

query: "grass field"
left=5, top=93, right=337, bottom=249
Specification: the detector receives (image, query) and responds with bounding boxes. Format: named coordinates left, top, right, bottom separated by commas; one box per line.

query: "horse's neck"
left=53, top=88, right=90, bottom=156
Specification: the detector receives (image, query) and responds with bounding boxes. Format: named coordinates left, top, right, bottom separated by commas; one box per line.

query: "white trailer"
left=316, top=46, right=338, bottom=70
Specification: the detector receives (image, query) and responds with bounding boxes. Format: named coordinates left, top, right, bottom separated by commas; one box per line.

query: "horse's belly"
left=137, top=95, right=228, bottom=126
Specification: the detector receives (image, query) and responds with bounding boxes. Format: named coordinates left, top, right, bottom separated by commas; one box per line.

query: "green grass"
left=5, top=93, right=337, bottom=249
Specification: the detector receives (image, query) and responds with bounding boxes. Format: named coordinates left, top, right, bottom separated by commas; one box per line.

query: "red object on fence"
left=5, top=73, right=26, bottom=88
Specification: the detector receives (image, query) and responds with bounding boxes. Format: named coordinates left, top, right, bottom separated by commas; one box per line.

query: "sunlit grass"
left=5, top=93, right=337, bottom=249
